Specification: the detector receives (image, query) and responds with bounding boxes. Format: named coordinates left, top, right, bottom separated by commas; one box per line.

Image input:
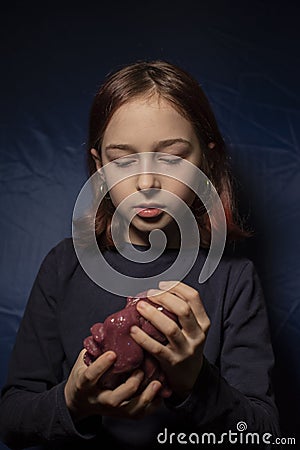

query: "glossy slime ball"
left=83, top=293, right=179, bottom=397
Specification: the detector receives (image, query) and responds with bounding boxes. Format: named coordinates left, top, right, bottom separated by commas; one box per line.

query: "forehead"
left=102, top=95, right=197, bottom=146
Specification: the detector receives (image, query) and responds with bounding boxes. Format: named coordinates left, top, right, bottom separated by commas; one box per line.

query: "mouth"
left=134, top=204, right=164, bottom=218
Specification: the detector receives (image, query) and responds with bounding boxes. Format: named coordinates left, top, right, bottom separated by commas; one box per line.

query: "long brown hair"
left=85, top=59, right=252, bottom=249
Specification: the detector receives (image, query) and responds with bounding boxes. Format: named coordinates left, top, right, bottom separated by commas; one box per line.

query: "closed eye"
left=112, top=158, right=138, bottom=167
left=159, top=157, right=182, bottom=165
left=111, top=153, right=184, bottom=168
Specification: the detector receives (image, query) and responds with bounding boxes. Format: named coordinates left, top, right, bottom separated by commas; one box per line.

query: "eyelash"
left=113, top=157, right=183, bottom=167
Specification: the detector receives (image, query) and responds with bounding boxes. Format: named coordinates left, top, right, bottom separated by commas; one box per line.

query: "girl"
left=0, top=60, right=280, bottom=449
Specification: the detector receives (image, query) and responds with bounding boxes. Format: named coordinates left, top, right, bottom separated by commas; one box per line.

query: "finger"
left=146, top=289, right=200, bottom=337
left=136, top=299, right=187, bottom=348
left=98, top=370, right=144, bottom=407
left=74, top=348, right=92, bottom=378
left=158, top=281, right=210, bottom=334
left=130, top=325, right=173, bottom=361
left=140, top=396, right=163, bottom=417
left=122, top=381, right=162, bottom=418
left=78, top=351, right=117, bottom=388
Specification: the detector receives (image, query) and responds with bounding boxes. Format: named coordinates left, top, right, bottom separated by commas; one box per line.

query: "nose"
left=135, top=153, right=161, bottom=192
left=136, top=171, right=161, bottom=191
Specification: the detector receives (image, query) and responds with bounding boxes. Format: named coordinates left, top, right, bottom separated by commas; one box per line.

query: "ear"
left=90, top=148, right=107, bottom=185
left=90, top=148, right=102, bottom=170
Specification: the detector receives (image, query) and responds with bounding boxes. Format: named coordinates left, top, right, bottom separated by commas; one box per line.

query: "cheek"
left=164, top=180, right=196, bottom=205
left=108, top=180, right=133, bottom=207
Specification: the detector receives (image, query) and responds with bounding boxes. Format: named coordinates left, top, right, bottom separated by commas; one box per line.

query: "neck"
left=127, top=222, right=181, bottom=249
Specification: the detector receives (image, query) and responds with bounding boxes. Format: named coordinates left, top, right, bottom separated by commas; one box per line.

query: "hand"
left=130, top=281, right=210, bottom=400
left=64, top=349, right=162, bottom=422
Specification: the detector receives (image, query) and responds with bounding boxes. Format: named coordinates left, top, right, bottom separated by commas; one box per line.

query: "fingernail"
left=147, top=289, right=161, bottom=297
left=159, top=281, right=178, bottom=291
left=159, top=281, right=172, bottom=288
left=152, top=382, right=161, bottom=392
left=137, top=300, right=148, bottom=309
left=107, top=352, right=116, bottom=361
left=133, top=370, right=144, bottom=379
left=130, top=325, right=139, bottom=334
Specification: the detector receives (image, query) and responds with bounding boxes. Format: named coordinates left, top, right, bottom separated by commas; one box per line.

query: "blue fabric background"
left=1, top=1, right=299, bottom=447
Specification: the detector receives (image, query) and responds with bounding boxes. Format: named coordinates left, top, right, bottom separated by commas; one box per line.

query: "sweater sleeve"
left=165, top=260, right=281, bottom=442
left=0, top=243, right=101, bottom=449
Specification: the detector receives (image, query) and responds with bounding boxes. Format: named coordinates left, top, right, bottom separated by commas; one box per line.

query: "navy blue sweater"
left=0, top=238, right=281, bottom=449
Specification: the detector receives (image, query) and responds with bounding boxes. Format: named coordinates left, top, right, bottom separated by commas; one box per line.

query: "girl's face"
left=91, top=95, right=203, bottom=246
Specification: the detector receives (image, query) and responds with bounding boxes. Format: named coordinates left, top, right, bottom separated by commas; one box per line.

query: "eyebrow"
left=104, top=138, right=192, bottom=152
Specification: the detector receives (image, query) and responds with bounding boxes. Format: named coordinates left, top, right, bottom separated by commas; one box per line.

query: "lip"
left=134, top=205, right=164, bottom=218
left=134, top=204, right=165, bottom=209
